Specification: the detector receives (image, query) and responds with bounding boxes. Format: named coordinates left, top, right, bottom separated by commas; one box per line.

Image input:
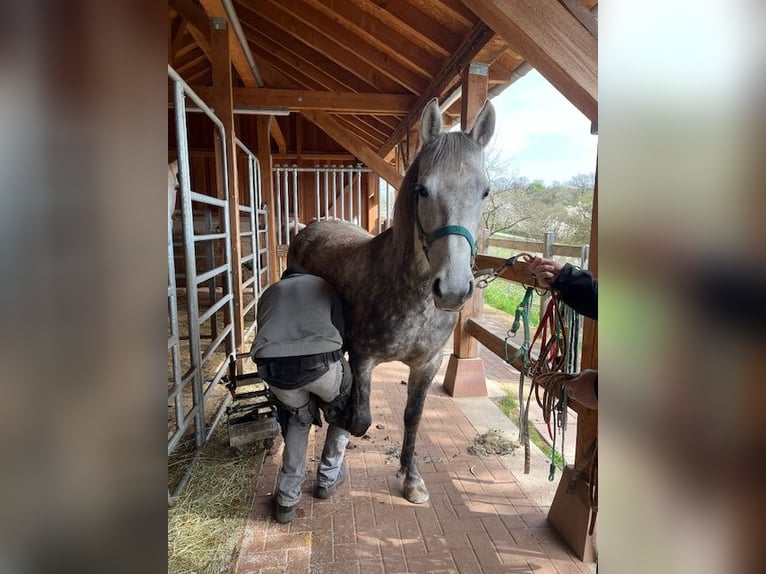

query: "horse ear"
left=420, top=98, right=443, bottom=145
left=468, top=100, right=495, bottom=148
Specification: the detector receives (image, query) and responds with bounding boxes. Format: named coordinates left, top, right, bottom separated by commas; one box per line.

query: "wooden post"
left=256, top=115, right=279, bottom=285
left=211, top=17, right=244, bottom=353
left=547, top=166, right=598, bottom=562
left=443, top=63, right=489, bottom=398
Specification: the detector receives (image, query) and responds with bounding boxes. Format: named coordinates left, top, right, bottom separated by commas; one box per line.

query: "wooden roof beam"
left=191, top=87, right=415, bottom=115
left=173, top=0, right=286, bottom=153
left=459, top=0, right=597, bottom=122
left=302, top=110, right=402, bottom=189
left=378, top=22, right=495, bottom=155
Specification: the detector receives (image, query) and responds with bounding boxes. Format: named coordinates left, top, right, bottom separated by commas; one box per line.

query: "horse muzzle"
left=431, top=277, right=474, bottom=311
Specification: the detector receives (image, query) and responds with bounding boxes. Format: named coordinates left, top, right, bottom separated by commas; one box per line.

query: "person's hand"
left=565, top=369, right=598, bottom=410
left=523, top=255, right=564, bottom=289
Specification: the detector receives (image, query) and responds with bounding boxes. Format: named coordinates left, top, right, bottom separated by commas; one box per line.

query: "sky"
left=487, top=69, right=598, bottom=185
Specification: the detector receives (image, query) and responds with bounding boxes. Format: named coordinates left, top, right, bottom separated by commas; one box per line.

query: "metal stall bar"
left=282, top=168, right=290, bottom=245
left=274, top=165, right=283, bottom=245
left=323, top=169, right=329, bottom=220
left=292, top=165, right=299, bottom=242
left=355, top=164, right=362, bottom=226
left=168, top=67, right=237, bottom=491
left=253, top=158, right=270, bottom=301
left=331, top=166, right=337, bottom=219
left=350, top=169, right=354, bottom=223
left=236, top=138, right=263, bottom=341
left=168, top=211, right=183, bottom=431
left=339, top=168, right=345, bottom=220
left=172, top=72, right=206, bottom=452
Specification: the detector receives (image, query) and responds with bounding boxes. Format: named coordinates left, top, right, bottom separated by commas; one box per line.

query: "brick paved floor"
left=234, top=348, right=591, bottom=574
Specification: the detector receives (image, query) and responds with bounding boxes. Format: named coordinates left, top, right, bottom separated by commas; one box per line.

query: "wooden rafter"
left=249, top=0, right=408, bottom=94
left=334, top=116, right=386, bottom=150
left=276, top=0, right=428, bottom=94
left=349, top=0, right=453, bottom=58
left=302, top=110, right=402, bottom=189
left=301, top=0, right=441, bottom=78
left=459, top=0, right=597, bottom=121
left=238, top=13, right=368, bottom=92
left=378, top=22, right=495, bottom=155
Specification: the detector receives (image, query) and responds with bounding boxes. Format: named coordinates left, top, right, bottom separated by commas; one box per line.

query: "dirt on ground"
left=468, top=428, right=519, bottom=456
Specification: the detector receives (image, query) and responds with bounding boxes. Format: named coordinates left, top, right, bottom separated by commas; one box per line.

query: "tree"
left=481, top=148, right=594, bottom=246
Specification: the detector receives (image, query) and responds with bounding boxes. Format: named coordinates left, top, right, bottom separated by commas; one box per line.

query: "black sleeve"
left=552, top=263, right=598, bottom=320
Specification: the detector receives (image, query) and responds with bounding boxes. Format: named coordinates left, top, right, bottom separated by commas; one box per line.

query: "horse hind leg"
left=399, top=357, right=441, bottom=504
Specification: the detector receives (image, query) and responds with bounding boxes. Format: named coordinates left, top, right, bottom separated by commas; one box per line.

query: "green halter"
left=423, top=225, right=478, bottom=259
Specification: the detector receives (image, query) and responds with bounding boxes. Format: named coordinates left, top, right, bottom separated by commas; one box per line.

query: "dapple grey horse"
left=288, top=98, right=495, bottom=503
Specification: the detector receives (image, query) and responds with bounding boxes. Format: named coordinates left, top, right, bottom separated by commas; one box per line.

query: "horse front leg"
left=399, top=356, right=441, bottom=504
left=346, top=356, right=373, bottom=437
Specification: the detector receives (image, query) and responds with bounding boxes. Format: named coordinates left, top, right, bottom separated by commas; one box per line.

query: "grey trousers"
left=269, top=361, right=349, bottom=507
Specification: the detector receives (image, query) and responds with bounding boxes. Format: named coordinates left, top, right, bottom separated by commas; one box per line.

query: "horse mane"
left=392, top=132, right=481, bottom=258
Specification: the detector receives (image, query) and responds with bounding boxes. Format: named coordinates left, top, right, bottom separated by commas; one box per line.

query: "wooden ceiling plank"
left=239, top=9, right=374, bottom=92
left=459, top=0, right=597, bottom=122
left=303, top=0, right=440, bottom=79
left=186, top=66, right=212, bottom=86
left=170, top=18, right=187, bottom=61
left=285, top=0, right=428, bottom=94
left=378, top=22, right=495, bottom=155
left=334, top=116, right=386, bottom=149
left=250, top=0, right=409, bottom=94
left=408, top=0, right=476, bottom=33
left=348, top=0, right=451, bottom=58
left=302, top=109, right=402, bottom=188
left=177, top=53, right=208, bottom=74
left=170, top=0, right=211, bottom=45
left=169, top=0, right=212, bottom=61
left=241, top=24, right=345, bottom=91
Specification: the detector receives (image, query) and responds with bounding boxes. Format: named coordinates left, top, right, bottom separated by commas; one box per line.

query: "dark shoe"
left=275, top=503, right=297, bottom=524
left=315, top=463, right=348, bottom=499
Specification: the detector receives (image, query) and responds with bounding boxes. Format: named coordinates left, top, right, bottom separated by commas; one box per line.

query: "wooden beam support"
left=464, top=318, right=529, bottom=373
left=301, top=109, right=402, bottom=189
left=559, top=0, right=598, bottom=39
left=459, top=0, right=597, bottom=122
left=210, top=18, right=244, bottom=353
left=547, top=164, right=598, bottom=562
left=189, top=86, right=415, bottom=115
left=379, top=22, right=495, bottom=155
left=197, top=0, right=285, bottom=152
left=256, top=116, right=280, bottom=285
left=444, top=63, right=490, bottom=398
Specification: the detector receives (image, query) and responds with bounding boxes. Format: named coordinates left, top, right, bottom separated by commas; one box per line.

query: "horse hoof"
left=347, top=414, right=371, bottom=437
left=403, top=478, right=430, bottom=504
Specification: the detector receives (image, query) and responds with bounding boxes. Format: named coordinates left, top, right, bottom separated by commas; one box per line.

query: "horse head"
left=396, top=98, right=495, bottom=311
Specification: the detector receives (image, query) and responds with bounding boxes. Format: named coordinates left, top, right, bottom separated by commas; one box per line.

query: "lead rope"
left=504, top=285, right=534, bottom=474
left=476, top=254, right=597, bottom=526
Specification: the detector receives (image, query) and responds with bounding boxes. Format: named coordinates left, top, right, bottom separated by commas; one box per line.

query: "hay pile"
left=468, top=428, right=519, bottom=456
left=168, top=426, right=266, bottom=574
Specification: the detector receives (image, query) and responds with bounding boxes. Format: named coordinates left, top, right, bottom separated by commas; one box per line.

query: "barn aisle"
left=234, top=346, right=591, bottom=574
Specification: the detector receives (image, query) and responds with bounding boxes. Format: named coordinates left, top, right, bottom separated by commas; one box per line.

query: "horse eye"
left=416, top=184, right=429, bottom=198
left=482, top=188, right=490, bottom=199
